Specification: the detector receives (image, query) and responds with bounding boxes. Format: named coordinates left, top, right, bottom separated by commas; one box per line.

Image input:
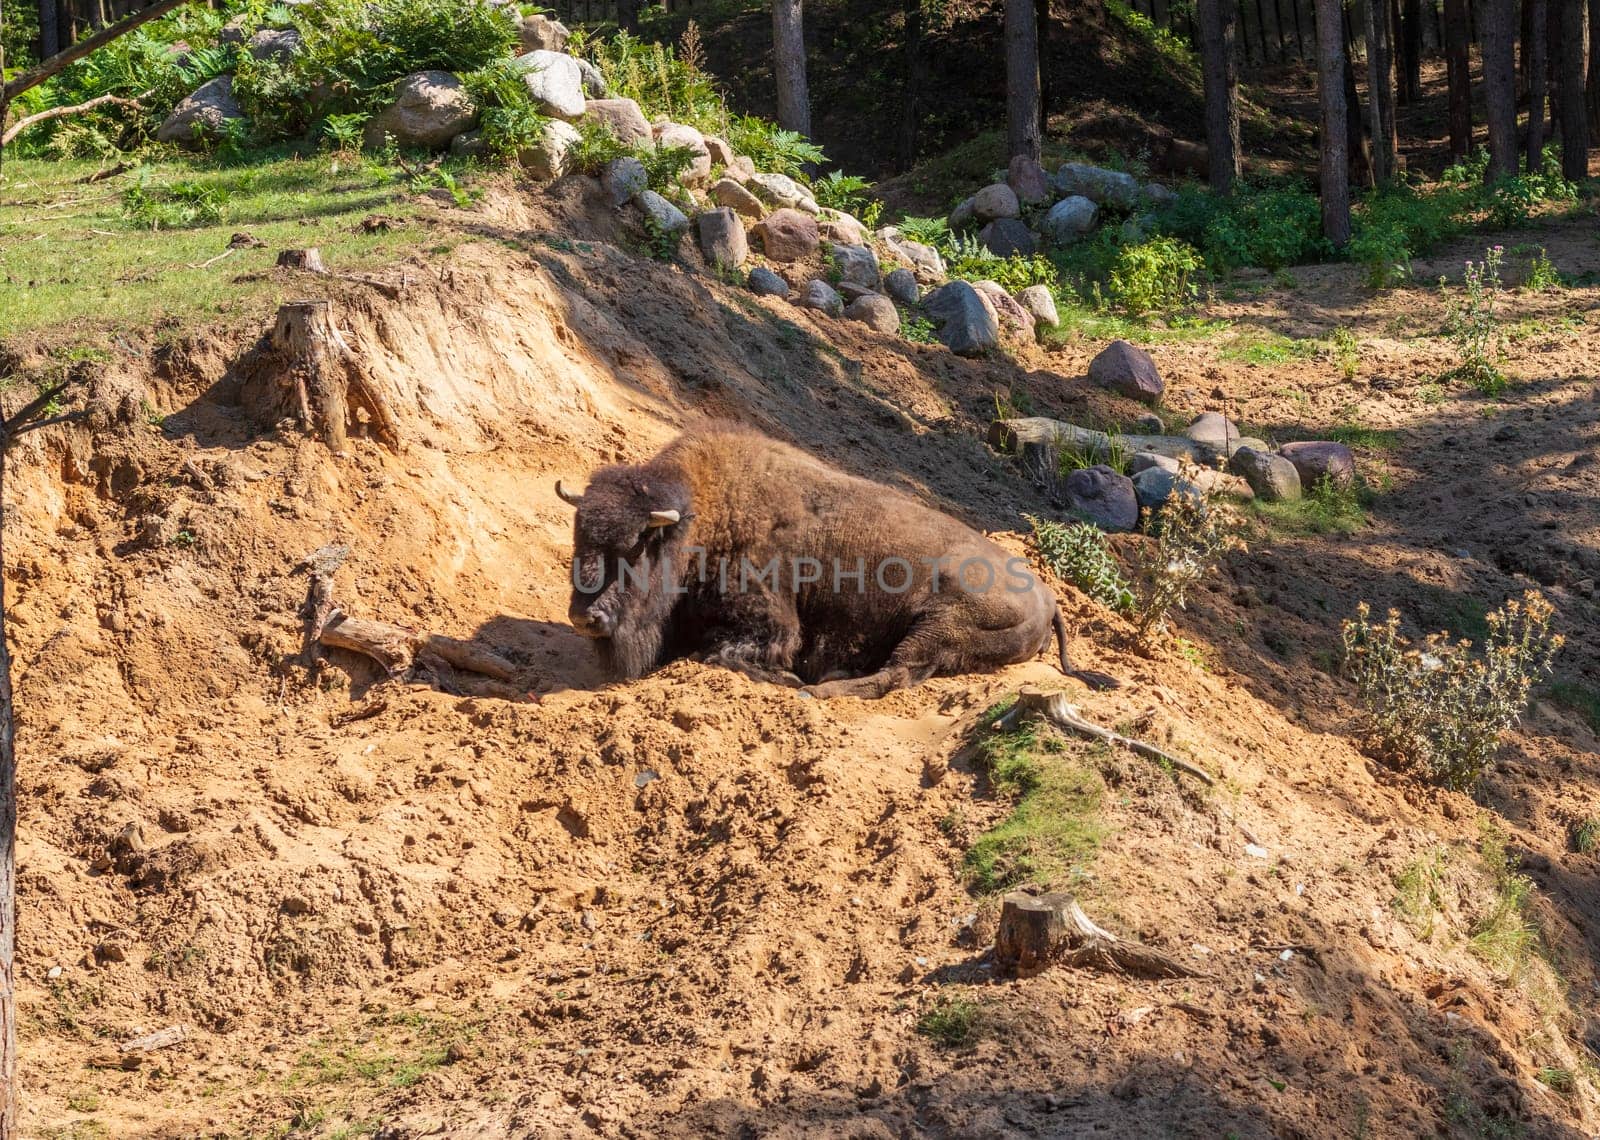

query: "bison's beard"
left=592, top=555, right=679, bottom=680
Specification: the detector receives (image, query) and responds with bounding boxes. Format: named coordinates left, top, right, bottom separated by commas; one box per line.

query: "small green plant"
left=1256, top=473, right=1368, bottom=536
left=1393, top=848, right=1449, bottom=938
left=461, top=57, right=549, bottom=160
left=724, top=115, right=825, bottom=177
left=1109, top=236, right=1202, bottom=316
left=121, top=176, right=231, bottom=229
left=1470, top=823, right=1538, bottom=977
left=901, top=310, right=936, bottom=344
left=1442, top=245, right=1507, bottom=395
left=1536, top=1067, right=1576, bottom=1095
left=895, top=215, right=950, bottom=247
left=1341, top=591, right=1563, bottom=790
left=813, top=170, right=881, bottom=228
left=1027, top=516, right=1136, bottom=614
left=1516, top=245, right=1561, bottom=292
left=1130, top=469, right=1244, bottom=641
left=321, top=111, right=369, bottom=153
left=916, top=996, right=982, bottom=1046
left=1329, top=326, right=1360, bottom=380
left=640, top=213, right=678, bottom=261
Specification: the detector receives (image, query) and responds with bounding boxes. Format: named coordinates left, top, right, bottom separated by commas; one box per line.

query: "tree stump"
left=261, top=300, right=400, bottom=453
left=276, top=247, right=327, bottom=273
left=994, top=890, right=1204, bottom=980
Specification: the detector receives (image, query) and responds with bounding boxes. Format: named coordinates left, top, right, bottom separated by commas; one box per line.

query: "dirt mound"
left=7, top=179, right=1600, bottom=1139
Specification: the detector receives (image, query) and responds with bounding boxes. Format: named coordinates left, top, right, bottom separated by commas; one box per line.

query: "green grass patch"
left=915, top=995, right=983, bottom=1046
left=1251, top=474, right=1370, bottom=536
left=964, top=718, right=1104, bottom=893
left=1470, top=824, right=1539, bottom=979
left=1326, top=421, right=1399, bottom=452
left=0, top=153, right=460, bottom=341
left=1218, top=331, right=1321, bottom=365
left=1548, top=681, right=1600, bottom=734
left=1393, top=847, right=1449, bottom=938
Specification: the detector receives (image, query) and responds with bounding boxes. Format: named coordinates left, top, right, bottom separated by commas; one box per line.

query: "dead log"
left=262, top=300, right=400, bottom=453
left=1, top=90, right=149, bottom=146
left=276, top=248, right=327, bottom=274
left=995, top=891, right=1204, bottom=979
left=318, top=611, right=519, bottom=684
left=994, top=685, right=1215, bottom=786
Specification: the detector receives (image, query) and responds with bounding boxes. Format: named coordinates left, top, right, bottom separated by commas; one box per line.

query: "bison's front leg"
left=700, top=641, right=806, bottom=688
left=693, top=593, right=806, bottom=689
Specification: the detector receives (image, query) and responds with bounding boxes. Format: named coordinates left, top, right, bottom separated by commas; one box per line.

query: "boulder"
left=601, top=155, right=649, bottom=205
left=653, top=122, right=712, bottom=184
left=1087, top=340, right=1163, bottom=405
left=246, top=27, right=301, bottom=60
left=582, top=97, right=651, bottom=146
left=830, top=243, right=879, bottom=289
left=1277, top=441, right=1356, bottom=489
left=1040, top=195, right=1098, bottom=245
left=885, top=268, right=920, bottom=306
left=725, top=155, right=757, bottom=182
left=363, top=71, right=477, bottom=151
left=1008, top=154, right=1051, bottom=204
left=704, top=135, right=736, bottom=166
left=1229, top=447, right=1302, bottom=501
left=575, top=57, right=607, bottom=98
left=696, top=208, right=748, bottom=269
left=1063, top=465, right=1140, bottom=531
left=748, top=267, right=790, bottom=297
left=217, top=17, right=249, bottom=46
left=1017, top=284, right=1058, bottom=329
left=1184, top=411, right=1245, bottom=462
left=845, top=293, right=900, bottom=334
left=1132, top=467, right=1202, bottom=512
left=1232, top=436, right=1270, bottom=455
left=948, top=197, right=976, bottom=229
left=518, top=12, right=569, bottom=52
left=978, top=218, right=1036, bottom=258
left=798, top=279, right=844, bottom=317
left=449, top=129, right=487, bottom=158
left=970, top=281, right=1033, bottom=337
left=819, top=210, right=868, bottom=246
left=879, top=229, right=946, bottom=282
left=752, top=208, right=818, bottom=262
left=514, top=50, right=585, bottom=120
left=518, top=118, right=581, bottom=179
left=1054, top=162, right=1141, bottom=209
left=709, top=178, right=764, bottom=218
left=1133, top=412, right=1165, bottom=434
left=1128, top=451, right=1179, bottom=475
left=636, top=190, right=689, bottom=236
left=748, top=171, right=814, bottom=211
left=972, top=182, right=1021, bottom=222
left=156, top=75, right=244, bottom=148
left=924, top=280, right=999, bottom=357
left=1144, top=182, right=1178, bottom=207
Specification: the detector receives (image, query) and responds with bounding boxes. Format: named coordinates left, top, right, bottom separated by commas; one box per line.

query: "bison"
left=557, top=425, right=1114, bottom=699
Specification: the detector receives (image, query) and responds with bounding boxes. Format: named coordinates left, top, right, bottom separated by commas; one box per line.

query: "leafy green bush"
left=725, top=114, right=825, bottom=178
left=461, top=57, right=548, bottom=159
left=1027, top=516, right=1136, bottom=614
left=1202, top=182, right=1324, bottom=270
left=813, top=171, right=881, bottom=228
left=1108, top=236, right=1201, bottom=315
left=1341, top=592, right=1563, bottom=790
left=895, top=216, right=950, bottom=246
left=121, top=175, right=231, bottom=228
left=564, top=120, right=632, bottom=175
left=942, top=233, right=1057, bottom=290
left=1131, top=469, right=1243, bottom=641
left=585, top=30, right=725, bottom=132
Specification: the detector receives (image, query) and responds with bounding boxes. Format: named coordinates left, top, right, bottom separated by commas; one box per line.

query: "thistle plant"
left=1442, top=245, right=1506, bottom=394
left=1130, top=464, right=1244, bottom=641
left=1027, top=516, right=1135, bottom=615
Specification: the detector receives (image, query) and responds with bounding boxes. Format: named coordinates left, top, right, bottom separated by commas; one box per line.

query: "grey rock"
left=518, top=118, right=580, bottom=179
left=246, top=27, right=301, bottom=60
left=449, top=129, right=487, bottom=158
left=696, top=207, right=748, bottom=269
left=798, top=279, right=844, bottom=318
left=885, top=268, right=920, bottom=306
left=970, top=281, right=1033, bottom=336
left=514, top=50, right=585, bottom=120
left=575, top=57, right=607, bottom=98
left=1133, top=412, right=1166, bottom=434
left=1277, top=441, right=1356, bottom=489
left=978, top=217, right=1036, bottom=257
left=1054, top=162, right=1141, bottom=209
left=363, top=71, right=476, bottom=151
left=1128, top=451, right=1179, bottom=475
left=1133, top=467, right=1202, bottom=512
left=972, top=182, right=1021, bottom=222
left=601, top=156, right=648, bottom=205
left=218, top=17, right=249, bottom=46
left=845, top=293, right=900, bottom=334
left=879, top=229, right=945, bottom=282
left=1087, top=340, right=1164, bottom=405
left=1144, top=181, right=1178, bottom=207
left=709, top=178, right=764, bottom=218
left=752, top=208, right=818, bottom=262
left=1184, top=411, right=1245, bottom=461
left=1232, top=436, right=1270, bottom=455
left=1017, top=284, right=1058, bottom=328
left=156, top=75, right=244, bottom=148
left=829, top=243, right=879, bottom=289
left=1040, top=195, right=1098, bottom=245
left=583, top=98, right=651, bottom=146
left=748, top=267, right=789, bottom=297
left=1008, top=154, right=1051, bottom=204
left=636, top=189, right=689, bottom=236
left=653, top=121, right=712, bottom=184
left=924, top=280, right=999, bottom=356
left=948, top=196, right=976, bottom=230
left=1229, top=447, right=1302, bottom=501
left=748, top=171, right=811, bottom=210
left=1064, top=465, right=1140, bottom=531
left=518, top=12, right=569, bottom=52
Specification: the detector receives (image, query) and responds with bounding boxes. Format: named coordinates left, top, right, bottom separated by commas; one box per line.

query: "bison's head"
left=557, top=467, right=692, bottom=680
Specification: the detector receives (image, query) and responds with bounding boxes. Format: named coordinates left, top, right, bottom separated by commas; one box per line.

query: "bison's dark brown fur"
left=559, top=425, right=1112, bottom=699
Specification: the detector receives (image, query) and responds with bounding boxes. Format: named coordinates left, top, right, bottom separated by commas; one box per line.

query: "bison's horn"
left=556, top=479, right=585, bottom=507
left=648, top=509, right=681, bottom=527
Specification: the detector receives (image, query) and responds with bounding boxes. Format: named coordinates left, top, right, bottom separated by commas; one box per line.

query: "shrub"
left=943, top=233, right=1059, bottom=291
left=461, top=57, right=548, bottom=159
left=321, top=111, right=369, bottom=153
left=1108, top=236, right=1201, bottom=315
left=1130, top=467, right=1244, bottom=640
left=564, top=120, right=632, bottom=175
left=1026, top=516, right=1136, bottom=615
left=121, top=175, right=231, bottom=228
left=1200, top=182, right=1325, bottom=270
left=813, top=171, right=881, bottom=228
left=1442, top=245, right=1507, bottom=394
left=1481, top=150, right=1577, bottom=228
left=1340, top=591, right=1563, bottom=791
left=586, top=31, right=725, bottom=131
left=895, top=215, right=950, bottom=247
left=725, top=115, right=825, bottom=178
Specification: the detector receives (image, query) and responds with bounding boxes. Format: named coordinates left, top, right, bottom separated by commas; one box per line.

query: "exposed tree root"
left=993, top=685, right=1216, bottom=786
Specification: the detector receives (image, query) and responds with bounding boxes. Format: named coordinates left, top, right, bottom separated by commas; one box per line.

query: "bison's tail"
left=1053, top=606, right=1121, bottom=692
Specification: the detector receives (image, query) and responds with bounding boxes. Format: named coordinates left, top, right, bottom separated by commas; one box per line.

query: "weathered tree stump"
left=261, top=300, right=400, bottom=453
left=276, top=247, right=327, bottom=273
left=995, top=890, right=1204, bottom=980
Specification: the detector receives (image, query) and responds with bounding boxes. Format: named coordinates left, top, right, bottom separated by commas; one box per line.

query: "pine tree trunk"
left=39, top=0, right=61, bottom=58
left=1364, top=0, right=1398, bottom=181
left=1197, top=0, right=1242, bottom=191
left=771, top=0, right=810, bottom=137
left=1525, top=0, right=1547, bottom=169
left=1588, top=0, right=1600, bottom=133
left=1445, top=0, right=1474, bottom=158
left=1483, top=0, right=1520, bottom=178
left=1344, top=30, right=1376, bottom=186
left=1558, top=0, right=1589, bottom=177
left=1401, top=0, right=1423, bottom=99
left=1318, top=0, right=1352, bottom=242
left=1005, top=0, right=1042, bottom=161
left=1037, top=0, right=1053, bottom=140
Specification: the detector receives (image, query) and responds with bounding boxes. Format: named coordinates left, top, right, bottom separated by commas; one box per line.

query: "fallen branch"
left=993, top=685, right=1215, bottom=786
left=995, top=891, right=1205, bottom=979
left=120, top=1024, right=187, bottom=1054
left=186, top=246, right=237, bottom=271
left=1, top=90, right=150, bottom=146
